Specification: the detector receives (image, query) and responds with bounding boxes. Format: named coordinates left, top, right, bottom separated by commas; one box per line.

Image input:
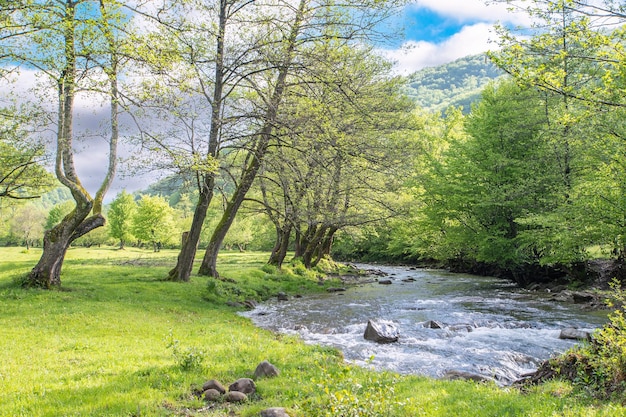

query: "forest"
left=2, top=1, right=626, bottom=415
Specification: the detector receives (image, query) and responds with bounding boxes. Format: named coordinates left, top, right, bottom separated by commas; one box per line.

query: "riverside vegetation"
left=1, top=247, right=626, bottom=417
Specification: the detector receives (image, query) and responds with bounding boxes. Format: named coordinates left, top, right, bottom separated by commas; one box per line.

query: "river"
left=240, top=264, right=608, bottom=384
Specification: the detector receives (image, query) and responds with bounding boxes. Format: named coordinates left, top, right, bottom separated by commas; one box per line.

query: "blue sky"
left=384, top=0, right=530, bottom=74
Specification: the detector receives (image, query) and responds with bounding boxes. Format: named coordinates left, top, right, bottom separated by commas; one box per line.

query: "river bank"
left=1, top=247, right=624, bottom=416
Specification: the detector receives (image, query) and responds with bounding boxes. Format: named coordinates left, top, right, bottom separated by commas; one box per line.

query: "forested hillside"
left=403, top=54, right=504, bottom=113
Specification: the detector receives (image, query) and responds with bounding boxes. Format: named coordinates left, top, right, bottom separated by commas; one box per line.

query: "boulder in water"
left=559, top=328, right=591, bottom=341
left=423, top=320, right=444, bottom=329
left=364, top=319, right=399, bottom=343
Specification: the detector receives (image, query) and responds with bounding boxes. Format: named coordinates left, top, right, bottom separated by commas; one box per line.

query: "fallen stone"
left=255, top=360, right=280, bottom=379
left=572, top=293, right=595, bottom=304
left=277, top=292, right=288, bottom=301
left=378, top=279, right=393, bottom=285
left=363, top=319, right=399, bottom=343
left=225, top=391, right=248, bottom=403
left=229, top=378, right=256, bottom=394
left=202, top=379, right=226, bottom=394
left=202, top=388, right=222, bottom=402
left=327, top=287, right=347, bottom=293
left=448, top=324, right=473, bottom=332
left=260, top=408, right=291, bottom=417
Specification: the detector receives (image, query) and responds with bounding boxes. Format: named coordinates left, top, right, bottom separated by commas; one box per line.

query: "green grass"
left=1, top=247, right=624, bottom=416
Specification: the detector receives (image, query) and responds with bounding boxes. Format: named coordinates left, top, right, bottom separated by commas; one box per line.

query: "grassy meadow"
left=1, top=247, right=625, bottom=416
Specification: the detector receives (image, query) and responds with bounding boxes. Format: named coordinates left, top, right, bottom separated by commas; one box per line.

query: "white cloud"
left=383, top=23, right=497, bottom=74
left=411, top=0, right=531, bottom=25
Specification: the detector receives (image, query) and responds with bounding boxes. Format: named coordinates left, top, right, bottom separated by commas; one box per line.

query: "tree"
left=257, top=46, right=415, bottom=268
left=197, top=0, right=406, bottom=278
left=132, top=195, right=177, bottom=251
left=107, top=190, right=136, bottom=249
left=489, top=0, right=626, bottom=106
left=411, top=81, right=561, bottom=273
left=1, top=0, right=128, bottom=287
left=488, top=0, right=626, bottom=263
left=10, top=205, right=46, bottom=250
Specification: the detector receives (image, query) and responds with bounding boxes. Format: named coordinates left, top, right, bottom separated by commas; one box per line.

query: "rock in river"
left=559, top=328, right=591, bottom=341
left=364, top=319, right=399, bottom=343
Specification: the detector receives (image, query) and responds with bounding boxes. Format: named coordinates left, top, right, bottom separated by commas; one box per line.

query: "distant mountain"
left=403, top=54, right=505, bottom=114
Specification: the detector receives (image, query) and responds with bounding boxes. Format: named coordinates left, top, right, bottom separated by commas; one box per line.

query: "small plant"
left=166, top=330, right=205, bottom=371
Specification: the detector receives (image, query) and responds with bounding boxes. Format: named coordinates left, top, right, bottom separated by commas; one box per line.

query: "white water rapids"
left=240, top=265, right=607, bottom=384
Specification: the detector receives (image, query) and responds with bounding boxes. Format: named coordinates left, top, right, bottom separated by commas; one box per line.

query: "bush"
left=166, top=330, right=205, bottom=372
left=546, top=281, right=626, bottom=398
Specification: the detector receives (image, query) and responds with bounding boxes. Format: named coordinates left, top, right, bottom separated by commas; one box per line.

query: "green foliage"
left=165, top=330, right=205, bottom=372
left=107, top=190, right=137, bottom=248
left=44, top=201, right=75, bottom=230
left=303, top=364, right=400, bottom=416
left=0, top=105, right=55, bottom=200
left=131, top=195, right=178, bottom=247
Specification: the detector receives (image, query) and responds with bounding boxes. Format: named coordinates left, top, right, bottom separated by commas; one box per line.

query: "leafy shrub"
left=166, top=330, right=205, bottom=371
left=546, top=281, right=626, bottom=398
left=261, top=263, right=278, bottom=274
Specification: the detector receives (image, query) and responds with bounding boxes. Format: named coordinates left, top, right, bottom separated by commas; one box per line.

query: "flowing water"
left=241, top=265, right=608, bottom=384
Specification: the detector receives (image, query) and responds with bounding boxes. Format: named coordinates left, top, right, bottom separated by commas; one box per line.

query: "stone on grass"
left=202, top=379, right=226, bottom=394
left=260, top=407, right=291, bottom=417
left=225, top=391, right=248, bottom=403
left=229, top=377, right=256, bottom=394
left=254, top=360, right=280, bottom=379
left=202, top=388, right=222, bottom=402
left=443, top=370, right=494, bottom=383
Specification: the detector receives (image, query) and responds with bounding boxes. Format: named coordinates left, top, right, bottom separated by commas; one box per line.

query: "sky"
left=385, top=0, right=531, bottom=74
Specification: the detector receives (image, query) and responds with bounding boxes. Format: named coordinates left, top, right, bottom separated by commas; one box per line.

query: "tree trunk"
left=268, top=224, right=283, bottom=265
left=167, top=1, right=226, bottom=281
left=199, top=185, right=250, bottom=277
left=26, top=206, right=104, bottom=288
left=294, top=228, right=303, bottom=258
left=167, top=185, right=213, bottom=282
left=312, top=226, right=338, bottom=267
left=268, top=224, right=292, bottom=268
left=302, top=225, right=327, bottom=269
